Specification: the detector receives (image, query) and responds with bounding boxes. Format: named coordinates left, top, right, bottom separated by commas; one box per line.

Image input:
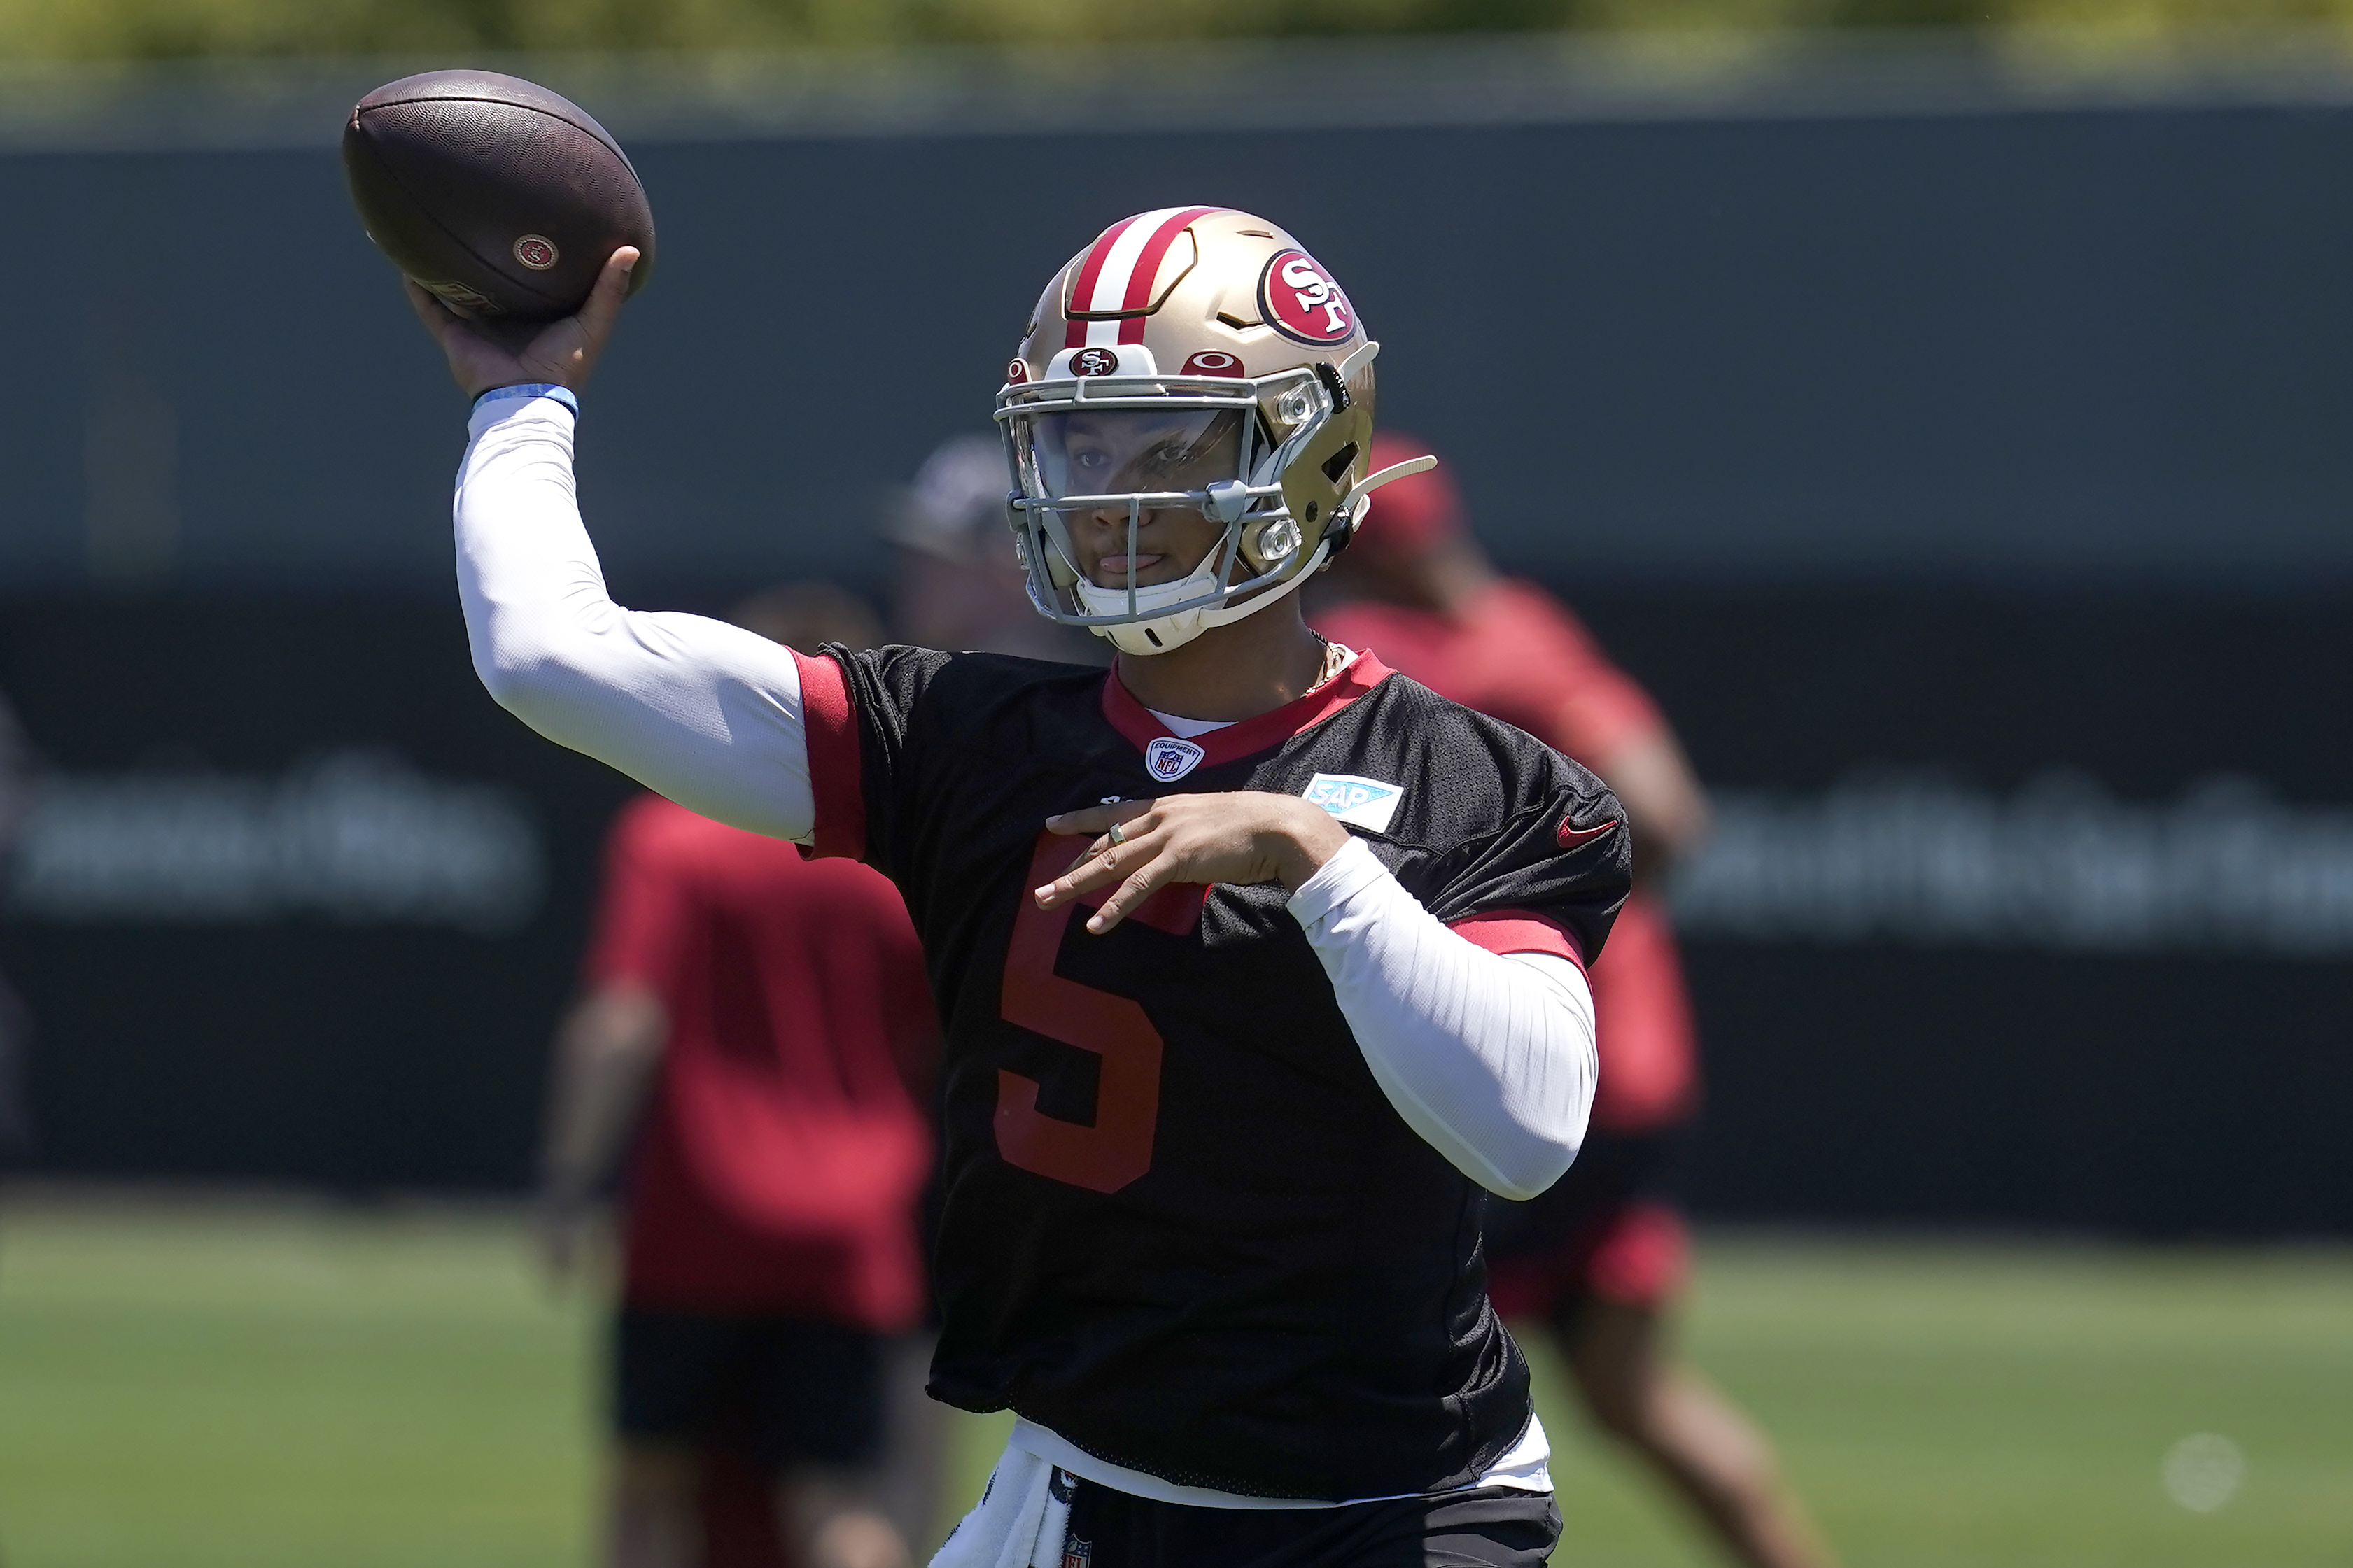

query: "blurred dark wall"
left=7, top=588, right=2349, bottom=1231
left=3, top=98, right=2349, bottom=594
left=1582, top=588, right=2353, bottom=1236
left=0, top=600, right=636, bottom=1187
left=2, top=90, right=2350, bottom=1227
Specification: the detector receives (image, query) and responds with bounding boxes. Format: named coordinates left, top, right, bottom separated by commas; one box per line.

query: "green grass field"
left=0, top=1194, right=2345, bottom=1567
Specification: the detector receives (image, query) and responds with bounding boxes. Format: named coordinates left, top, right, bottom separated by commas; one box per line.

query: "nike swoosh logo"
left=1556, top=818, right=1620, bottom=850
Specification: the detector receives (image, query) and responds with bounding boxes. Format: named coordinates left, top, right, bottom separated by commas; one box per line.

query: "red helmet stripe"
left=1064, top=207, right=1228, bottom=351
left=1063, top=213, right=1145, bottom=349
left=1117, top=205, right=1223, bottom=344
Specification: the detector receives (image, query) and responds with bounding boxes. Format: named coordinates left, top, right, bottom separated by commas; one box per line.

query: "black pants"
left=613, top=1308, right=884, bottom=1470
left=1062, top=1479, right=1559, bottom=1568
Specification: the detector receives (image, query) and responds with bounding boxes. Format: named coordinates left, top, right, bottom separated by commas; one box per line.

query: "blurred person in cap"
left=538, top=583, right=943, bottom=1568
left=0, top=689, right=32, bottom=1167
left=1314, top=437, right=1838, bottom=1568
left=880, top=435, right=1102, bottom=662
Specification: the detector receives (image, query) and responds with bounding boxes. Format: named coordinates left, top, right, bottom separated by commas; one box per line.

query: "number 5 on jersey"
left=995, top=830, right=1197, bottom=1194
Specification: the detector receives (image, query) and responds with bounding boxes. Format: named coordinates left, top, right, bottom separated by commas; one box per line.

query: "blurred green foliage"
left=1, top=0, right=2350, bottom=61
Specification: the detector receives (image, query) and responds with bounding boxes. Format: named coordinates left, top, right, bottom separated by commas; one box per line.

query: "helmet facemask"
left=997, top=354, right=1361, bottom=656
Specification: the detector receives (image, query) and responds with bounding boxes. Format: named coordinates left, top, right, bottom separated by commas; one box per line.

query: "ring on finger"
left=1107, top=822, right=1127, bottom=847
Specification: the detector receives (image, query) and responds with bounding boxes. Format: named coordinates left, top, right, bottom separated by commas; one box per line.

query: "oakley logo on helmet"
left=1258, top=249, right=1353, bottom=345
left=1180, top=350, right=1246, bottom=379
left=1072, top=347, right=1120, bottom=376
left=1144, top=737, right=1206, bottom=782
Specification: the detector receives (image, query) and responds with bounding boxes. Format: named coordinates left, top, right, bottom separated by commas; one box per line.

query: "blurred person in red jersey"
left=879, top=435, right=1102, bottom=664
left=1314, top=437, right=1838, bottom=1568
left=538, top=584, right=942, bottom=1568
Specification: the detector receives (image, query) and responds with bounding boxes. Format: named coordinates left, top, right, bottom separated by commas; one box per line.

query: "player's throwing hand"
left=1037, top=792, right=1352, bottom=933
left=405, top=246, right=639, bottom=398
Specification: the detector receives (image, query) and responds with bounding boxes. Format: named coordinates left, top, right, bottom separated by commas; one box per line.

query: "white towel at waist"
left=928, top=1443, right=1074, bottom=1568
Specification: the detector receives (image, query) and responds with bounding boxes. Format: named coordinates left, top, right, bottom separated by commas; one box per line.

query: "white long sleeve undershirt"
left=1289, top=839, right=1596, bottom=1201
left=453, top=390, right=1595, bottom=1201
left=455, top=388, right=818, bottom=842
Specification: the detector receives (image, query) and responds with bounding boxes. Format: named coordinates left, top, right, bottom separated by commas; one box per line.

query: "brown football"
left=343, top=69, right=656, bottom=323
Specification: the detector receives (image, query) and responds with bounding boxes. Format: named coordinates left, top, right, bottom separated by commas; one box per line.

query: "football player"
left=407, top=208, right=1629, bottom=1568
left=1316, top=439, right=1841, bottom=1568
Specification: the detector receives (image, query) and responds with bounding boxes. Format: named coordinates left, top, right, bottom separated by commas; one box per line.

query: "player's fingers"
left=575, top=246, right=640, bottom=339
left=1060, top=810, right=1166, bottom=875
left=1084, top=853, right=1178, bottom=934
left=1036, top=828, right=1160, bottom=905
left=402, top=278, right=460, bottom=335
left=1044, top=799, right=1153, bottom=838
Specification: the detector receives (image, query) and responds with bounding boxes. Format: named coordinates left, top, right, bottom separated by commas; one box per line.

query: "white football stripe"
left=1086, top=206, right=1191, bottom=313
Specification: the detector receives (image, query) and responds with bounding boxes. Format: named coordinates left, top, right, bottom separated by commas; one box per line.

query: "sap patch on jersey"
left=1302, top=772, right=1405, bottom=833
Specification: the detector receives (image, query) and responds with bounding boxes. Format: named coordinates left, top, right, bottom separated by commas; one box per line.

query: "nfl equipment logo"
left=1060, top=1540, right=1093, bottom=1568
left=1145, top=736, right=1206, bottom=782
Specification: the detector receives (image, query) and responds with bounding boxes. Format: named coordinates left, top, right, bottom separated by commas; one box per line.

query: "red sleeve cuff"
left=1447, top=909, right=1586, bottom=972
left=791, top=649, right=866, bottom=862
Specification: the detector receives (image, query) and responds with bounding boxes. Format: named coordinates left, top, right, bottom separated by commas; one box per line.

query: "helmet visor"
left=1010, top=407, right=1250, bottom=507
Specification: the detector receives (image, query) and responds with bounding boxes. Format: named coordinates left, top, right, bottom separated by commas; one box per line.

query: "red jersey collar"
left=1100, top=651, right=1396, bottom=770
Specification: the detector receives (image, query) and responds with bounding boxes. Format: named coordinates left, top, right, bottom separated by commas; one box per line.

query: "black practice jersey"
left=793, top=645, right=1630, bottom=1501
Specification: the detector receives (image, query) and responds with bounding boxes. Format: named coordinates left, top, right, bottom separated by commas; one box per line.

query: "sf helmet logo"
left=1258, top=248, right=1353, bottom=344
left=1072, top=347, right=1120, bottom=376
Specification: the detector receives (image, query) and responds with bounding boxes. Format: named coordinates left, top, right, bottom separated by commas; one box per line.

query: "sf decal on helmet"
left=995, top=207, right=1435, bottom=657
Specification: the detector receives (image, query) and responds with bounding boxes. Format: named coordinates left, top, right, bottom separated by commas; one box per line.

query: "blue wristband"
left=473, top=382, right=579, bottom=418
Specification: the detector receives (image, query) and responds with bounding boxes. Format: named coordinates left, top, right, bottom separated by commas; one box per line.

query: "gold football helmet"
left=995, top=207, right=1433, bottom=656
